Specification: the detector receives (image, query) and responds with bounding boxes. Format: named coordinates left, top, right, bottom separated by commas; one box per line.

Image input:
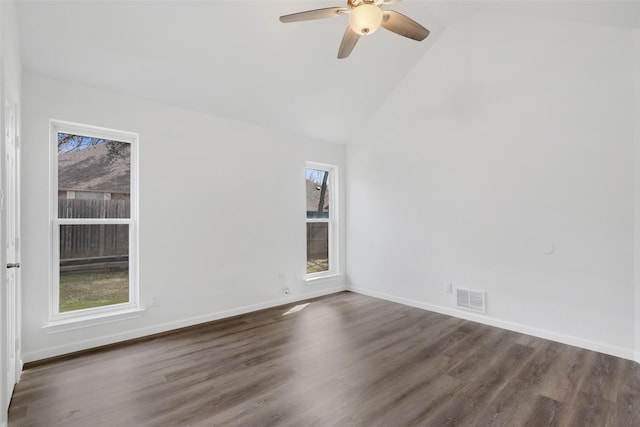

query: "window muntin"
left=51, top=121, right=138, bottom=321
left=305, top=164, right=337, bottom=278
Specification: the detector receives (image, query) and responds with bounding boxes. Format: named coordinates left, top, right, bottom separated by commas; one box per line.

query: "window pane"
left=59, top=224, right=129, bottom=312
left=306, top=168, right=330, bottom=219
left=307, top=223, right=329, bottom=274
left=58, top=133, right=131, bottom=219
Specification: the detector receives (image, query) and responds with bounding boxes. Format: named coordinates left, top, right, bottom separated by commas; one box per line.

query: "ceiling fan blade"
left=280, top=7, right=348, bottom=23
left=382, top=0, right=402, bottom=4
left=337, top=27, right=360, bottom=59
left=381, top=10, right=429, bottom=41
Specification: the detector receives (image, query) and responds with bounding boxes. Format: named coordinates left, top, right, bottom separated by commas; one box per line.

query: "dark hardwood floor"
left=8, top=291, right=640, bottom=426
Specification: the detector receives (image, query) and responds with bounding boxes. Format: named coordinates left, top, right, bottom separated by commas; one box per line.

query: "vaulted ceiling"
left=16, top=0, right=640, bottom=144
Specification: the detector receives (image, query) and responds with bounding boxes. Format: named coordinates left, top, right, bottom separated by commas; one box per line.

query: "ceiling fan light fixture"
left=348, top=4, right=383, bottom=35
left=279, top=0, right=430, bottom=59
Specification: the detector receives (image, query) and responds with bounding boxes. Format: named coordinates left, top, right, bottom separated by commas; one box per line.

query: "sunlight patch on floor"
left=283, top=303, right=310, bottom=316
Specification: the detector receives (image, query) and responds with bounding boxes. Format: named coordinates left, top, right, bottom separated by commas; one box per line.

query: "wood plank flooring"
left=8, top=291, right=640, bottom=426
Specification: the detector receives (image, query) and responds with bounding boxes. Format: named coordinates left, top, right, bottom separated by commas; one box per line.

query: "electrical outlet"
left=149, top=296, right=159, bottom=307
left=446, top=283, right=453, bottom=294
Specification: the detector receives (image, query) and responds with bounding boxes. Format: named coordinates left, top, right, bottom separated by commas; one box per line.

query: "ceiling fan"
left=279, top=0, right=429, bottom=59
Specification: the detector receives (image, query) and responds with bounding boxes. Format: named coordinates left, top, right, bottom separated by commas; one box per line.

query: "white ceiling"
left=16, top=0, right=640, bottom=144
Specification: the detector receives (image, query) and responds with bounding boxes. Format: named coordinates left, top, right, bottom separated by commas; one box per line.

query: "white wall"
left=346, top=14, right=636, bottom=359
left=0, top=1, right=21, bottom=424
left=21, top=72, right=346, bottom=362
left=0, top=1, right=20, bottom=92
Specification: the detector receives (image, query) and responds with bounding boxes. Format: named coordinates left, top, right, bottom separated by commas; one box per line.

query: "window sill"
left=42, top=307, right=146, bottom=333
left=305, top=273, right=342, bottom=286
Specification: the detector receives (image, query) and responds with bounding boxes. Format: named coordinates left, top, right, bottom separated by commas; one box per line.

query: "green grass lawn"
left=59, top=271, right=129, bottom=312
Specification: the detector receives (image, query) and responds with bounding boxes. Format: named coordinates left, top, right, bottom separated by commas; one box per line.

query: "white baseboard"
left=23, top=285, right=346, bottom=363
left=17, top=359, right=23, bottom=382
left=349, top=286, right=637, bottom=362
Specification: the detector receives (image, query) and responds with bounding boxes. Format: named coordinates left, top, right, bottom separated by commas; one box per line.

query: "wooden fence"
left=58, top=198, right=129, bottom=219
left=306, top=223, right=328, bottom=260
left=59, top=199, right=130, bottom=260
left=60, top=255, right=128, bottom=274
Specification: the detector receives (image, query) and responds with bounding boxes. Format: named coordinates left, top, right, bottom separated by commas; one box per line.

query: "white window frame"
left=48, top=120, right=140, bottom=325
left=305, top=161, right=339, bottom=281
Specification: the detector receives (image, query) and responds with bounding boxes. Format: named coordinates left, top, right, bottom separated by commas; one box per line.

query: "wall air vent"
left=456, top=288, right=486, bottom=314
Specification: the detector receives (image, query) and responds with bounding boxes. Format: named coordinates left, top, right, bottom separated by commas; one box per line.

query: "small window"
left=306, top=163, right=337, bottom=278
left=50, top=121, right=138, bottom=321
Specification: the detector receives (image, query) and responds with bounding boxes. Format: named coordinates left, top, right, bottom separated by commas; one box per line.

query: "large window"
left=50, top=120, right=138, bottom=322
left=306, top=162, right=337, bottom=278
